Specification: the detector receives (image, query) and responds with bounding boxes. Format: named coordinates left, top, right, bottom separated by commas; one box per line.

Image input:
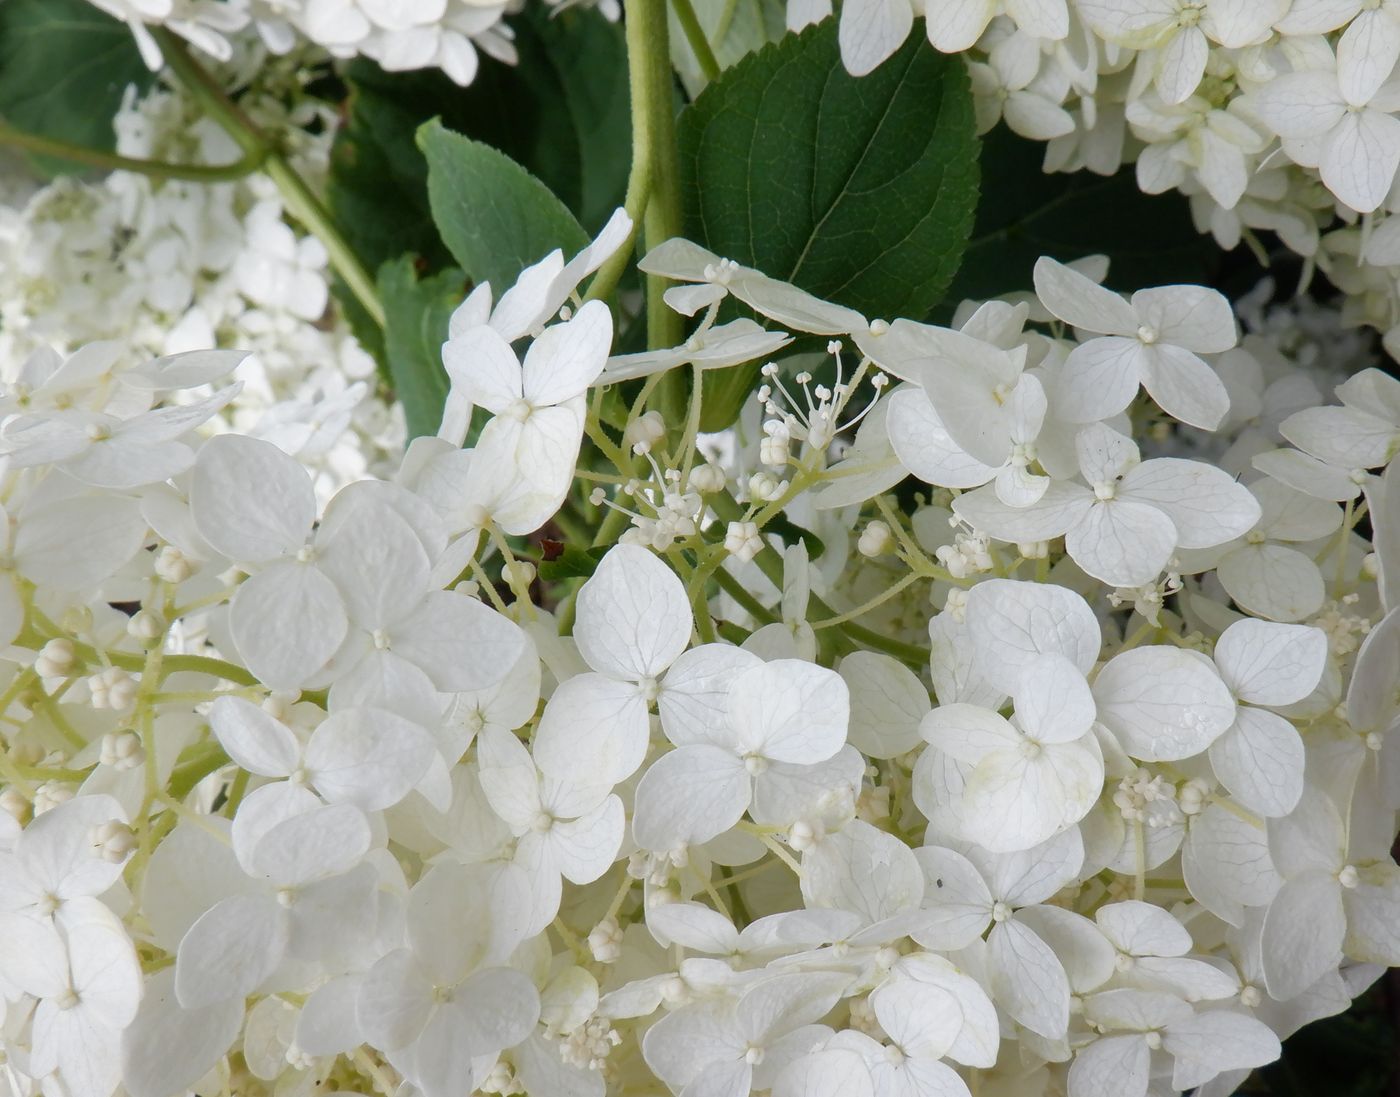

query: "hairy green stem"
left=0, top=124, right=265, bottom=182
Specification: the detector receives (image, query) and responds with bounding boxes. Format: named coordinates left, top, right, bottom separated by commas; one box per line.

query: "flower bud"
left=724, top=521, right=763, bottom=563
left=127, top=609, right=165, bottom=643
left=858, top=520, right=894, bottom=557
left=155, top=545, right=195, bottom=584
left=90, top=819, right=137, bottom=864
left=624, top=410, right=666, bottom=449
left=35, top=638, right=76, bottom=679
left=688, top=463, right=726, bottom=494
left=100, top=731, right=145, bottom=771
left=32, top=782, right=75, bottom=816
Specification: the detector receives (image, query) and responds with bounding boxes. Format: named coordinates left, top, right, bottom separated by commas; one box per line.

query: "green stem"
left=671, top=0, right=722, bottom=81
left=0, top=124, right=264, bottom=182
left=626, top=0, right=686, bottom=353
left=154, top=30, right=386, bottom=331
left=714, top=567, right=778, bottom=624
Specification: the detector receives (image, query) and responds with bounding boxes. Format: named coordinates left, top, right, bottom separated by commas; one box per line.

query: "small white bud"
left=858, top=520, right=894, bottom=558
left=32, top=782, right=75, bottom=816
left=155, top=545, right=195, bottom=584
left=35, top=638, right=76, bottom=679
left=587, top=918, right=624, bottom=964
left=99, top=731, right=146, bottom=771
left=688, top=463, right=725, bottom=494
left=724, top=521, right=763, bottom=563
left=624, top=410, right=667, bottom=449
left=502, top=560, right=537, bottom=591
left=91, top=819, right=137, bottom=864
left=127, top=609, right=165, bottom=642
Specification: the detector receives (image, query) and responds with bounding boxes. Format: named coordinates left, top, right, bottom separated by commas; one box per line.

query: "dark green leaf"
left=679, top=17, right=979, bottom=428
left=0, top=0, right=153, bottom=171
left=378, top=257, right=464, bottom=440
left=457, top=7, right=630, bottom=233
left=944, top=126, right=1220, bottom=311
left=419, top=119, right=588, bottom=296
left=326, top=62, right=458, bottom=276
left=537, top=545, right=609, bottom=581
left=765, top=515, right=826, bottom=560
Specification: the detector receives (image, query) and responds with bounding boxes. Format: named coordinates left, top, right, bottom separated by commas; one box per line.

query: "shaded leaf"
left=419, top=118, right=588, bottom=296
left=378, top=257, right=464, bottom=440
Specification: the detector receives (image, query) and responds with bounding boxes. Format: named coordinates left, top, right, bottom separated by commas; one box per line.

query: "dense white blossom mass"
left=1, top=1, right=1400, bottom=1096
left=0, top=202, right=1395, bottom=1097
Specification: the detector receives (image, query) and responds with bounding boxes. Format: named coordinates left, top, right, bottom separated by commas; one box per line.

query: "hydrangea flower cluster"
left=788, top=0, right=1400, bottom=361
left=0, top=75, right=402, bottom=500
left=1, top=206, right=1397, bottom=1097
left=87, top=0, right=524, bottom=86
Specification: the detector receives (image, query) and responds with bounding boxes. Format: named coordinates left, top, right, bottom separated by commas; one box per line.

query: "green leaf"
left=537, top=545, right=609, bottom=581
left=944, top=126, right=1221, bottom=310
left=327, top=62, right=458, bottom=277
left=329, top=8, right=628, bottom=275
left=0, top=0, right=153, bottom=171
left=456, top=7, right=631, bottom=234
left=419, top=118, right=589, bottom=296
left=378, top=257, right=465, bottom=440
left=678, top=17, right=978, bottom=428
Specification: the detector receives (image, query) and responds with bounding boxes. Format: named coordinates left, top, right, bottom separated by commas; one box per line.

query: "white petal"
left=122, top=969, right=243, bottom=1097
left=1216, top=543, right=1327, bottom=623
left=1057, top=337, right=1147, bottom=422
left=230, top=561, right=347, bottom=691
left=1322, top=109, right=1400, bottom=214
left=1137, top=344, right=1232, bottom=430
left=1121, top=457, right=1261, bottom=548
left=1093, top=647, right=1236, bottom=761
left=1214, top=619, right=1329, bottom=705
left=550, top=795, right=625, bottom=883
left=962, top=743, right=1102, bottom=852
left=802, top=820, right=923, bottom=922
left=988, top=918, right=1071, bottom=1040
left=1249, top=71, right=1346, bottom=140
left=727, top=659, right=849, bottom=764
left=870, top=978, right=961, bottom=1060
left=521, top=300, right=612, bottom=406
left=838, top=0, right=913, bottom=76
left=886, top=387, right=997, bottom=489
left=14, top=495, right=149, bottom=592
left=576, top=543, right=692, bottom=680
left=174, top=893, right=288, bottom=1008
left=658, top=644, right=763, bottom=747
left=1182, top=803, right=1281, bottom=924
left=1014, top=653, right=1097, bottom=744
left=1033, top=257, right=1139, bottom=336
left=246, top=800, right=371, bottom=886
left=1094, top=899, right=1191, bottom=957
left=441, top=323, right=521, bottom=415
left=392, top=592, right=526, bottom=693
left=306, top=707, right=437, bottom=810
left=1067, top=1034, right=1150, bottom=1097
left=964, top=579, right=1102, bottom=691
left=1282, top=404, right=1398, bottom=469
left=0, top=913, right=68, bottom=998
left=921, top=703, right=1018, bottom=766
left=952, top=480, right=1091, bottom=543
left=1065, top=498, right=1178, bottom=587
left=1261, top=871, right=1346, bottom=1001
left=532, top=673, right=651, bottom=784
left=191, top=434, right=314, bottom=562
left=924, top=0, right=995, bottom=50
left=208, top=696, right=299, bottom=778
left=633, top=745, right=750, bottom=850
left=772, top=1049, right=874, bottom=1097
left=647, top=902, right=740, bottom=954
left=66, top=918, right=140, bottom=1028
left=1164, top=1011, right=1282, bottom=1091
left=910, top=846, right=993, bottom=950
left=317, top=496, right=430, bottom=630
left=1338, top=8, right=1400, bottom=106
left=839, top=651, right=929, bottom=759
left=1154, top=25, right=1207, bottom=103
left=357, top=948, right=434, bottom=1051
